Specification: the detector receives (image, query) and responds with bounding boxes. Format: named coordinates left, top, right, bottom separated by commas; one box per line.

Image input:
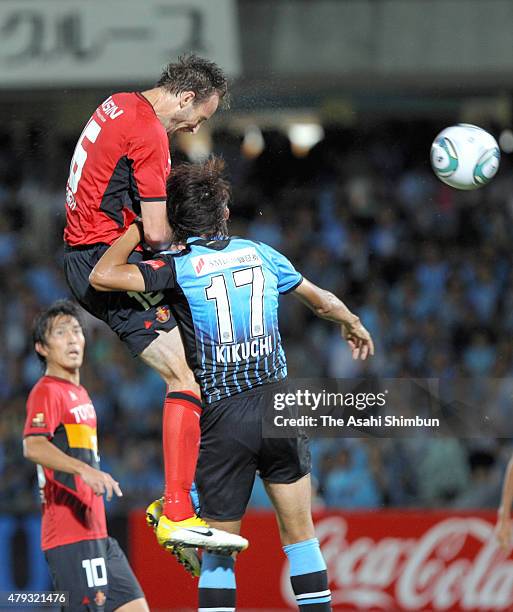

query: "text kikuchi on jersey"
left=136, top=237, right=302, bottom=403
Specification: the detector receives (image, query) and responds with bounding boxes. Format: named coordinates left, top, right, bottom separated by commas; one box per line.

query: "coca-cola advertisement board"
left=129, top=510, right=513, bottom=611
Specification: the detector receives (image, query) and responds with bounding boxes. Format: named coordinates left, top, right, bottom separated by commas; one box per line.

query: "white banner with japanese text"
left=0, top=0, right=240, bottom=88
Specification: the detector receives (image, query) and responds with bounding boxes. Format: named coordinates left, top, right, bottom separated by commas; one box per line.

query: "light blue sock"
left=198, top=551, right=236, bottom=611
left=190, top=481, right=201, bottom=514
left=283, top=538, right=331, bottom=610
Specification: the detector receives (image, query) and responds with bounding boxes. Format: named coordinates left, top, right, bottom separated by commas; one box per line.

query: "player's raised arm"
left=292, top=278, right=375, bottom=360
left=89, top=224, right=147, bottom=292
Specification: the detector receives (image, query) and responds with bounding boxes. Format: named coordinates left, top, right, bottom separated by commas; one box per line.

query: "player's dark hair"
left=32, top=300, right=83, bottom=365
left=167, top=157, right=231, bottom=243
left=157, top=54, right=228, bottom=106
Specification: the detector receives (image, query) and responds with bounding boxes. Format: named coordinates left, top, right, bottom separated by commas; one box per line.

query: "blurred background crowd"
left=2, top=118, right=513, bottom=516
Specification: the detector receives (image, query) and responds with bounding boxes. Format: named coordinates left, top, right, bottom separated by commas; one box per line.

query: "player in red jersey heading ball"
left=62, top=54, right=246, bottom=573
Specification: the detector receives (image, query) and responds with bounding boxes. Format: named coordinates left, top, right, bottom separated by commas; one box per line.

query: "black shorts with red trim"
left=63, top=243, right=177, bottom=357
left=45, top=537, right=144, bottom=612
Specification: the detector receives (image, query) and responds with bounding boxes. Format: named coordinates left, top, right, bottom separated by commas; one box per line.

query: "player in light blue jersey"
left=90, top=158, right=374, bottom=611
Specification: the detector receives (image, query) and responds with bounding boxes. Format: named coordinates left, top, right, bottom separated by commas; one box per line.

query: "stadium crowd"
left=2, top=119, right=513, bottom=515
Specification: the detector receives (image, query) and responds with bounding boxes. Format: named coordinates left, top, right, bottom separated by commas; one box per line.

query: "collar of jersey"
left=185, top=235, right=228, bottom=244
left=159, top=236, right=229, bottom=254
left=158, top=237, right=202, bottom=255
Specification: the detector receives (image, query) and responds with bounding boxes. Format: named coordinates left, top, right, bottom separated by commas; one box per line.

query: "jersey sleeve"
left=265, top=245, right=303, bottom=294
left=135, top=256, right=177, bottom=292
left=127, top=123, right=169, bottom=202
left=24, top=384, right=63, bottom=438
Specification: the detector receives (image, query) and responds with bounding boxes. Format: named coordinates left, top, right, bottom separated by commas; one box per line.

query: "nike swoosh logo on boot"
left=183, top=528, right=214, bottom=537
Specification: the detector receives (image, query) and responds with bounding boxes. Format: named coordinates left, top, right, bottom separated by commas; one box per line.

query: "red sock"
left=163, top=391, right=202, bottom=521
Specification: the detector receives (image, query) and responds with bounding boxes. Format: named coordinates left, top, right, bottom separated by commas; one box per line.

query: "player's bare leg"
left=265, top=474, right=332, bottom=610
left=140, top=328, right=248, bottom=566
left=115, top=597, right=150, bottom=612
left=264, top=474, right=315, bottom=544
left=140, top=327, right=197, bottom=392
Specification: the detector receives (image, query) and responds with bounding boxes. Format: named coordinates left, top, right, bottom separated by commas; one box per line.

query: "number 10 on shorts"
left=82, top=557, right=108, bottom=588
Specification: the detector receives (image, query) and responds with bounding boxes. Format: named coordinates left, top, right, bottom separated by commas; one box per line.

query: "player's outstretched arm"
left=292, top=278, right=374, bottom=360
left=89, top=224, right=147, bottom=292
left=496, top=454, right=513, bottom=551
left=23, top=436, right=122, bottom=500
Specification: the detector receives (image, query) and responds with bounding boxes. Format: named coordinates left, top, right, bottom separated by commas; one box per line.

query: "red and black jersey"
left=64, top=92, right=171, bottom=247
left=24, top=376, right=107, bottom=550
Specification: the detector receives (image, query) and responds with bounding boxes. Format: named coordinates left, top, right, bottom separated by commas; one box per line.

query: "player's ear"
left=35, top=342, right=48, bottom=359
left=223, top=206, right=230, bottom=221
left=180, top=91, right=196, bottom=108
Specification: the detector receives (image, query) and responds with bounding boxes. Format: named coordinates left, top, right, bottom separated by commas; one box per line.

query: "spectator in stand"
left=1, top=118, right=513, bottom=513
left=323, top=446, right=381, bottom=509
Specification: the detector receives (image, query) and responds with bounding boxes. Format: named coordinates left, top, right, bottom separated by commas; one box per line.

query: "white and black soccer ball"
left=430, top=124, right=500, bottom=190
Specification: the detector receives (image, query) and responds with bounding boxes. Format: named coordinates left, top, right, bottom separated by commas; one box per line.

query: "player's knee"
left=139, top=332, right=197, bottom=390
left=151, top=361, right=196, bottom=390
left=166, top=366, right=197, bottom=391
left=157, top=352, right=196, bottom=388
left=279, top=525, right=316, bottom=546
left=276, top=511, right=315, bottom=546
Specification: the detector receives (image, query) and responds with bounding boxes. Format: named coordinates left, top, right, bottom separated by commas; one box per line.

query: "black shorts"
left=195, top=381, right=311, bottom=521
left=64, top=243, right=177, bottom=357
left=45, top=537, right=144, bottom=611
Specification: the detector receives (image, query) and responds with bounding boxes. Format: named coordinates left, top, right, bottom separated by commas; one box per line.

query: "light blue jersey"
left=137, top=236, right=303, bottom=403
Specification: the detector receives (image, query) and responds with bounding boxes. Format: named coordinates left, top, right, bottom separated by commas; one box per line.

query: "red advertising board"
left=129, top=510, right=513, bottom=611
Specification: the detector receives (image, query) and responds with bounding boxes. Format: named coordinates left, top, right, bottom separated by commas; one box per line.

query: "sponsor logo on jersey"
left=215, top=335, right=273, bottom=363
left=141, top=259, right=166, bottom=271
left=94, top=590, right=106, bottom=607
left=191, top=248, right=262, bottom=277
left=31, top=412, right=46, bottom=428
left=156, top=305, right=171, bottom=323
left=70, top=403, right=96, bottom=423
left=195, top=257, right=205, bottom=274
left=69, top=390, right=78, bottom=401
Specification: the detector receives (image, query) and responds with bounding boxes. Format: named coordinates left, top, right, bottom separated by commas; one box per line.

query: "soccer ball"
left=430, top=124, right=500, bottom=190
